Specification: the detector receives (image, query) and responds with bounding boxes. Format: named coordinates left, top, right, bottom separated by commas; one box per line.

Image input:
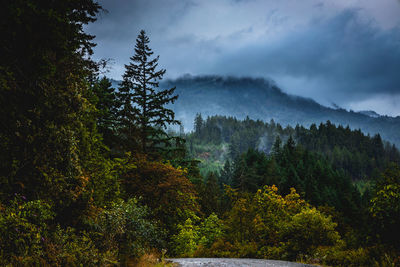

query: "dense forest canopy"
left=187, top=115, right=400, bottom=181
left=159, top=75, right=400, bottom=147
left=1, top=1, right=400, bottom=266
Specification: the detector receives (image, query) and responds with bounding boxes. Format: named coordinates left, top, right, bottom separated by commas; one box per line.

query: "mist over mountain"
left=112, top=75, right=400, bottom=146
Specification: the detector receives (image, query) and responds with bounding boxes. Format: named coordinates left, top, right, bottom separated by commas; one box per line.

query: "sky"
left=86, top=0, right=400, bottom=116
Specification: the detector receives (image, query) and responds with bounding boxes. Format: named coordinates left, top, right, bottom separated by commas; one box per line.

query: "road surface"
left=168, top=258, right=315, bottom=267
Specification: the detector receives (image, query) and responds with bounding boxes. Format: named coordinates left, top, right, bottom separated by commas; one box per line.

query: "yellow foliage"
left=222, top=184, right=342, bottom=261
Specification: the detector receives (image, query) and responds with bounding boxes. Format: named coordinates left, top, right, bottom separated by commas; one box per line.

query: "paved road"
left=168, top=258, right=314, bottom=267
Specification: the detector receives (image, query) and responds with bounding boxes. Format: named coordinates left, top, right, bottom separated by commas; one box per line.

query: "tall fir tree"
left=272, top=135, right=282, bottom=155
left=220, top=159, right=233, bottom=186
left=199, top=172, right=222, bottom=216
left=0, top=0, right=119, bottom=222
left=91, top=76, right=119, bottom=149
left=118, top=30, right=179, bottom=156
left=194, top=113, right=204, bottom=137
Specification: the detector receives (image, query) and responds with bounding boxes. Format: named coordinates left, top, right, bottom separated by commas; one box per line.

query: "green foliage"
left=42, top=226, right=109, bottom=266
left=171, top=218, right=200, bottom=257
left=198, top=213, right=224, bottom=248
left=198, top=172, right=223, bottom=216
left=0, top=0, right=102, bottom=205
left=185, top=140, right=228, bottom=177
left=1, top=2, right=169, bottom=265
left=92, top=198, right=165, bottom=261
left=210, top=186, right=343, bottom=261
left=90, top=76, right=119, bottom=149
left=0, top=199, right=108, bottom=266
left=171, top=213, right=224, bottom=257
left=222, top=144, right=363, bottom=227
left=281, top=207, right=341, bottom=258
left=194, top=113, right=204, bottom=137
left=117, top=30, right=180, bottom=157
left=369, top=164, right=400, bottom=249
left=312, top=245, right=372, bottom=267
left=0, top=199, right=54, bottom=262
left=188, top=115, right=400, bottom=181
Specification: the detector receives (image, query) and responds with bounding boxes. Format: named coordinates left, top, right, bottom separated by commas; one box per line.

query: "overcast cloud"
left=86, top=0, right=400, bottom=116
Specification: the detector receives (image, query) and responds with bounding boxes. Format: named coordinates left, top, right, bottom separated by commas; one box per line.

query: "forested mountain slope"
left=186, top=115, right=400, bottom=181
left=155, top=75, right=400, bottom=146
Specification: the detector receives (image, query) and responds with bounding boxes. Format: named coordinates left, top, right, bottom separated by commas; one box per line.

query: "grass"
left=127, top=253, right=177, bottom=267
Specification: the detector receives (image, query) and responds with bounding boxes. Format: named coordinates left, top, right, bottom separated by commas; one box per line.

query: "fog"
left=86, top=0, right=400, bottom=116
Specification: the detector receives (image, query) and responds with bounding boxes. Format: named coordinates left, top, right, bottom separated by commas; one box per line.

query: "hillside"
left=186, top=115, right=400, bottom=181
left=153, top=75, right=400, bottom=146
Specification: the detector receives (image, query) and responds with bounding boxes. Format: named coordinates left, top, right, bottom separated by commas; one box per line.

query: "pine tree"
left=272, top=135, right=282, bottom=155
left=200, top=172, right=222, bottom=216
left=220, top=160, right=233, bottom=186
left=286, top=135, right=296, bottom=153
left=91, top=77, right=118, bottom=148
left=118, top=30, right=179, bottom=156
left=0, top=0, right=119, bottom=220
left=194, top=113, right=204, bottom=137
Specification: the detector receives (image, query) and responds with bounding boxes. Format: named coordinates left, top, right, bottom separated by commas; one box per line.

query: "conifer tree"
left=118, top=30, right=179, bottom=156
left=272, top=135, right=282, bottom=155
left=220, top=160, right=233, bottom=186
left=1, top=1, right=100, bottom=197
left=0, top=0, right=118, bottom=221
left=92, top=77, right=118, bottom=148
left=200, top=172, right=222, bottom=216
left=194, top=113, right=204, bottom=137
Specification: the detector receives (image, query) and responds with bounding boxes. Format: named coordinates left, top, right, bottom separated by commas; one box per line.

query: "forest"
left=1, top=1, right=400, bottom=266
left=159, top=75, right=400, bottom=147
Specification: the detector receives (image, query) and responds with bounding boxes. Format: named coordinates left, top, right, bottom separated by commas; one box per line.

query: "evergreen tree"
left=0, top=0, right=104, bottom=205
left=200, top=172, right=222, bottom=216
left=370, top=163, right=400, bottom=250
left=220, top=159, right=233, bottom=186
left=91, top=76, right=118, bottom=149
left=265, top=158, right=281, bottom=186
left=286, top=135, right=296, bottom=153
left=118, top=30, right=179, bottom=156
left=194, top=113, right=204, bottom=137
left=272, top=135, right=282, bottom=155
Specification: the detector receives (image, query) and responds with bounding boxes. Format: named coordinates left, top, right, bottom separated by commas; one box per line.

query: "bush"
left=198, top=213, right=224, bottom=248
left=91, top=198, right=165, bottom=261
left=171, top=218, right=199, bottom=257
left=121, top=154, right=199, bottom=235
left=172, top=213, right=225, bottom=257
left=0, top=198, right=54, bottom=264
left=0, top=197, right=165, bottom=265
left=281, top=207, right=341, bottom=259
left=313, top=245, right=372, bottom=267
left=0, top=198, right=107, bottom=266
left=42, top=226, right=109, bottom=266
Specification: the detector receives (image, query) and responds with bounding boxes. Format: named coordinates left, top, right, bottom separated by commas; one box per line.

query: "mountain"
left=359, top=110, right=381, bottom=118
left=111, top=75, right=400, bottom=146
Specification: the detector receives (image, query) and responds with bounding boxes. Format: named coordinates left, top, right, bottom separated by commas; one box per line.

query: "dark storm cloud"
left=93, top=1, right=196, bottom=41
left=86, top=0, right=400, bottom=115
left=210, top=10, right=400, bottom=99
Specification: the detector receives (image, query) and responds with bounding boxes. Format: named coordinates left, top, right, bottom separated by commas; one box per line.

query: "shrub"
left=0, top=198, right=54, bottom=264
left=0, top=198, right=106, bottom=266
left=171, top=218, right=199, bottom=257
left=281, top=207, right=341, bottom=259
left=121, top=154, right=199, bottom=235
left=198, top=213, right=224, bottom=248
left=172, top=213, right=225, bottom=257
left=92, top=198, right=165, bottom=261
